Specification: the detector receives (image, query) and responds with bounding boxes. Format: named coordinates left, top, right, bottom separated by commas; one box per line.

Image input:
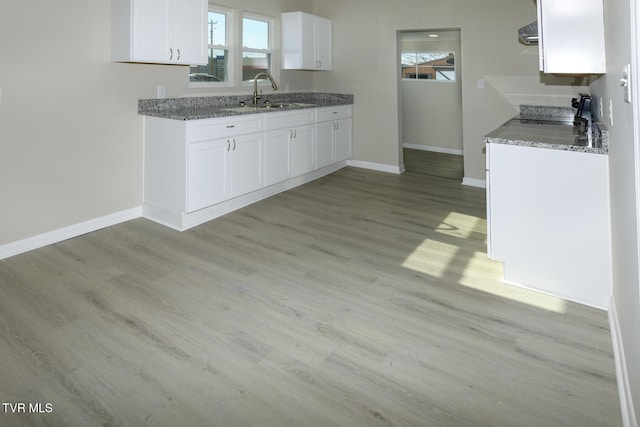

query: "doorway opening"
left=398, top=29, right=463, bottom=180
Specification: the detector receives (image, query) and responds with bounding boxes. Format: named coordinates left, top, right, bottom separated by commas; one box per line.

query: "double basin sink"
left=221, top=102, right=316, bottom=113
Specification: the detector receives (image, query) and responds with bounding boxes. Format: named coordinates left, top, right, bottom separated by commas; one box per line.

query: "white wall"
left=0, top=0, right=312, bottom=248
left=590, top=0, right=640, bottom=421
left=401, top=33, right=463, bottom=154
left=312, top=0, right=589, bottom=182
left=0, top=0, right=602, bottom=247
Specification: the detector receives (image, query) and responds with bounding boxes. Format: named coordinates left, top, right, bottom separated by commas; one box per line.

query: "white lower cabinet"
left=228, top=134, right=264, bottom=197
left=265, top=110, right=316, bottom=185
left=487, top=143, right=612, bottom=309
left=264, top=127, right=292, bottom=186
left=316, top=106, right=353, bottom=166
left=291, top=125, right=315, bottom=176
left=187, top=138, right=229, bottom=212
left=187, top=133, right=264, bottom=212
left=334, top=118, right=352, bottom=162
left=144, top=105, right=352, bottom=231
left=315, top=121, right=335, bottom=168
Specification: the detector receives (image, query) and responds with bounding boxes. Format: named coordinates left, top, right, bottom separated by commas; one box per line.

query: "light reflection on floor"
left=402, top=211, right=567, bottom=314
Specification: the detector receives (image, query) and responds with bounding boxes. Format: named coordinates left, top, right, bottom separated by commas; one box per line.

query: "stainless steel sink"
left=220, top=106, right=261, bottom=113
left=220, top=102, right=316, bottom=113
left=286, top=103, right=316, bottom=108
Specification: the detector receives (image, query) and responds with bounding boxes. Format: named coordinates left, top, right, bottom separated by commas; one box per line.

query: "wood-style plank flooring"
left=0, top=168, right=621, bottom=426
left=403, top=148, right=464, bottom=180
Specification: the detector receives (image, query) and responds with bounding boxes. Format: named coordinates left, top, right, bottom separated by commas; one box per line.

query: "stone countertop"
left=483, top=105, right=608, bottom=155
left=138, top=92, right=354, bottom=121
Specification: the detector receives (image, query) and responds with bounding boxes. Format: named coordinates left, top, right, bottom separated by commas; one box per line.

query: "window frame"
left=189, top=5, right=278, bottom=90
left=241, top=13, right=277, bottom=87
left=189, top=6, right=234, bottom=88
left=401, top=51, right=456, bottom=82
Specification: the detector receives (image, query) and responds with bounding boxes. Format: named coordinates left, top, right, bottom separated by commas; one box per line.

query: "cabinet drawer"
left=316, top=106, right=352, bottom=122
left=188, top=115, right=264, bottom=142
left=264, top=110, right=315, bottom=130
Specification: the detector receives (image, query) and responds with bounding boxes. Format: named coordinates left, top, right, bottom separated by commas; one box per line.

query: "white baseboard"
left=0, top=207, right=143, bottom=260
left=403, top=143, right=463, bottom=156
left=144, top=162, right=347, bottom=231
left=347, top=159, right=403, bottom=175
left=609, top=299, right=639, bottom=427
left=462, top=177, right=486, bottom=188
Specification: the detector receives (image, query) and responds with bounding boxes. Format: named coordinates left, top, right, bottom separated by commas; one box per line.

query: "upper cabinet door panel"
left=282, top=11, right=332, bottom=71
left=538, top=0, right=605, bottom=74
left=172, top=0, right=207, bottom=64
left=315, top=16, right=332, bottom=71
left=132, top=0, right=171, bottom=62
left=111, top=0, right=207, bottom=65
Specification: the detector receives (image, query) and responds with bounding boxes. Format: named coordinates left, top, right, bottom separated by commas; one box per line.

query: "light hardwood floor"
left=0, top=168, right=621, bottom=426
left=403, top=148, right=464, bottom=180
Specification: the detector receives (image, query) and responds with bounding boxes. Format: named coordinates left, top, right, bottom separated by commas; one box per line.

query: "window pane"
left=401, top=52, right=455, bottom=81
left=190, top=49, right=228, bottom=82
left=208, top=12, right=226, bottom=46
left=242, top=52, right=271, bottom=81
left=243, top=18, right=269, bottom=50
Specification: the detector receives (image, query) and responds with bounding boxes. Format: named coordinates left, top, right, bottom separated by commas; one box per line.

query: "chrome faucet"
left=252, top=72, right=278, bottom=105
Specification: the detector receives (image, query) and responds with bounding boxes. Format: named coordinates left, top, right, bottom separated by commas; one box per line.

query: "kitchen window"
left=189, top=6, right=276, bottom=88
left=190, top=9, right=231, bottom=85
left=401, top=52, right=456, bottom=81
left=242, top=16, right=273, bottom=82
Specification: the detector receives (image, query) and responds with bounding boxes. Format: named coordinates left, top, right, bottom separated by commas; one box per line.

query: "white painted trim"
left=0, top=207, right=143, bottom=260
left=144, top=162, right=347, bottom=231
left=632, top=0, right=640, bottom=342
left=500, top=277, right=608, bottom=311
left=347, top=159, right=403, bottom=175
left=403, top=143, right=464, bottom=156
left=609, top=299, right=639, bottom=427
left=462, top=177, right=486, bottom=188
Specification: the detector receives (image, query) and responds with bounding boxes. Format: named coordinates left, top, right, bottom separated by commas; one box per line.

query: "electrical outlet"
left=157, top=85, right=166, bottom=99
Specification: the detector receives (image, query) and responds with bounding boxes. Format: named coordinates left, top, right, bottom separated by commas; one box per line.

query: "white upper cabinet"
left=537, top=0, right=606, bottom=74
left=111, top=0, right=207, bottom=65
left=282, top=12, right=332, bottom=71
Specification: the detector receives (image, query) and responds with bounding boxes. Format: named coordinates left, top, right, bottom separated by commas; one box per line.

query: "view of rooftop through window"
left=401, top=52, right=455, bottom=81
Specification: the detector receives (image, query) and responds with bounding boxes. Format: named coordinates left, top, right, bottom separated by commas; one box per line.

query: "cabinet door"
left=299, top=13, right=317, bottom=70
left=172, top=0, right=207, bottom=65
left=132, top=0, right=172, bottom=62
left=316, top=120, right=335, bottom=168
left=315, top=16, right=332, bottom=70
left=489, top=143, right=611, bottom=308
left=538, top=0, right=605, bottom=73
left=334, top=118, right=352, bottom=162
left=229, top=133, right=265, bottom=197
left=187, top=139, right=230, bottom=213
left=265, top=128, right=292, bottom=186
left=282, top=12, right=332, bottom=70
left=291, top=125, right=315, bottom=177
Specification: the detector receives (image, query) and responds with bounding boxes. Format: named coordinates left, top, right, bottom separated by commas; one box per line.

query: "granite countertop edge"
left=483, top=135, right=608, bottom=155
left=138, top=92, right=354, bottom=121
left=483, top=105, right=608, bottom=155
